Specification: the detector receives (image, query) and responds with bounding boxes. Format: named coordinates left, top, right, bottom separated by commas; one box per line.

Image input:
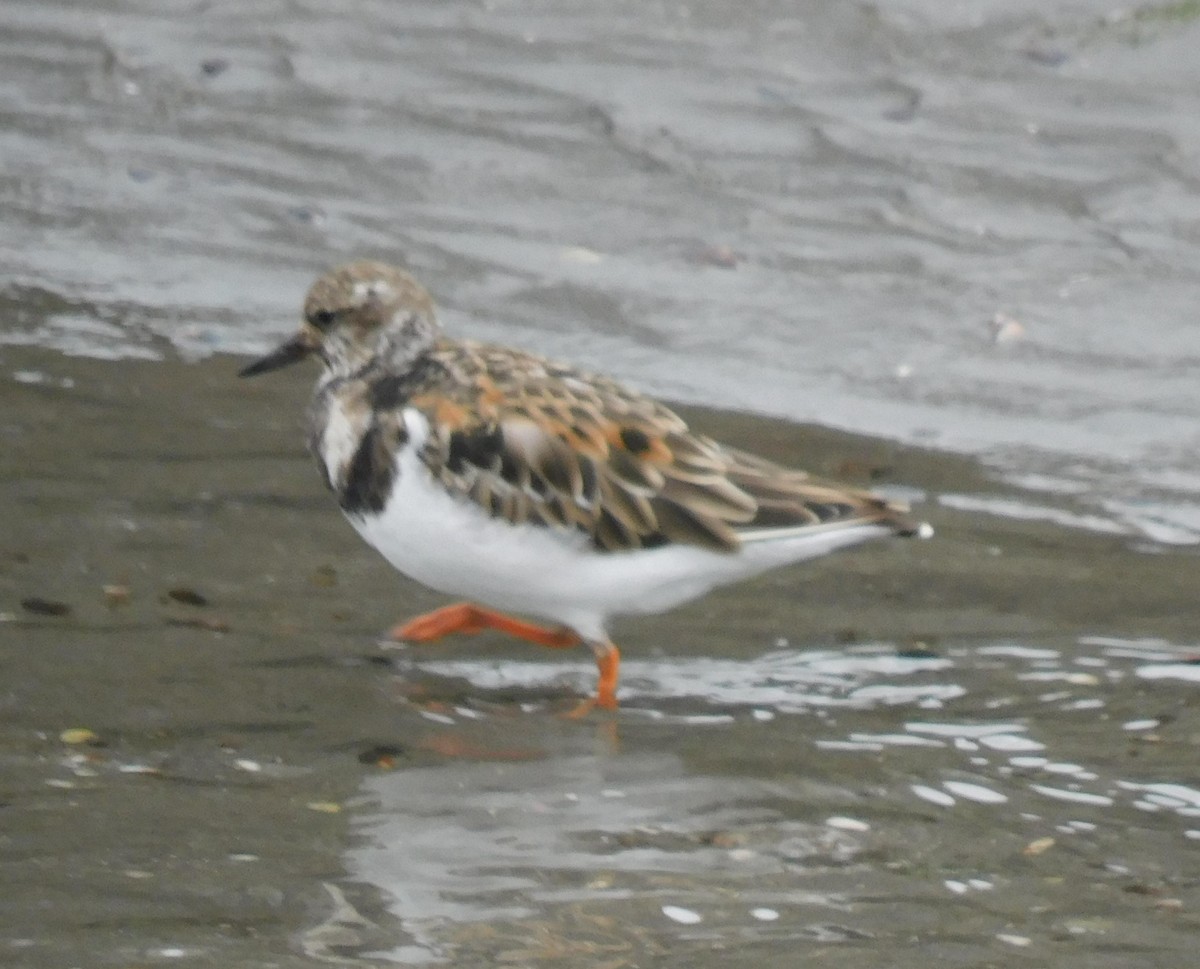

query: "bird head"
left=239, top=261, right=439, bottom=379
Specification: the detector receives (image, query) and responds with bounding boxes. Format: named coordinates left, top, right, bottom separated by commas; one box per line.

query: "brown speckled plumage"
left=383, top=339, right=914, bottom=553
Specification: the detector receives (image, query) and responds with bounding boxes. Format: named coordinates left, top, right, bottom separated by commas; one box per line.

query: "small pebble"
left=102, top=584, right=131, bottom=606
left=166, top=587, right=209, bottom=607
left=358, top=744, right=406, bottom=768
left=307, top=801, right=342, bottom=814
left=21, top=597, right=71, bottom=617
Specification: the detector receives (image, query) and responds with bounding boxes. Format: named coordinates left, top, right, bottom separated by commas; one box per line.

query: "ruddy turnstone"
left=241, top=261, right=929, bottom=711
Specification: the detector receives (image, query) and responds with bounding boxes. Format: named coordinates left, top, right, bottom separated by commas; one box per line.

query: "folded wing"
left=408, top=343, right=917, bottom=554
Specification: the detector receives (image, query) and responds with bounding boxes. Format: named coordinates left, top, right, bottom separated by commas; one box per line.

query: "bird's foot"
left=559, top=641, right=620, bottom=716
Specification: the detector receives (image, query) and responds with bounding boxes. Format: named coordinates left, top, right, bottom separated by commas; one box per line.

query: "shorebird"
left=240, top=261, right=928, bottom=711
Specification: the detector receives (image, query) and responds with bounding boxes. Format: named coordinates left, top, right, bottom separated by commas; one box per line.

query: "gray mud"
left=2, top=345, right=1198, bottom=968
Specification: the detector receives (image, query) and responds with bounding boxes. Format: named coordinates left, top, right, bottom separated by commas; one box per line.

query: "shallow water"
left=351, top=633, right=1200, bottom=968
left=2, top=1, right=1200, bottom=966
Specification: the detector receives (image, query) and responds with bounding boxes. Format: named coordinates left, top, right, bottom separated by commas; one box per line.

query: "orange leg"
left=563, top=641, right=621, bottom=718
left=593, top=641, right=620, bottom=710
left=390, top=602, right=579, bottom=648
left=390, top=602, right=620, bottom=710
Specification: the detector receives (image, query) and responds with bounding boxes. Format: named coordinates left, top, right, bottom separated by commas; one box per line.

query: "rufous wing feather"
left=409, top=342, right=918, bottom=553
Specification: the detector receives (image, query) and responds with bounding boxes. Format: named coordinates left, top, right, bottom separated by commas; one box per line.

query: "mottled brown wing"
left=407, top=341, right=913, bottom=554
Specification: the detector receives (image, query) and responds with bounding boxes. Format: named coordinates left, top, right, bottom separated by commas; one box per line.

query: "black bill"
left=238, top=335, right=313, bottom=378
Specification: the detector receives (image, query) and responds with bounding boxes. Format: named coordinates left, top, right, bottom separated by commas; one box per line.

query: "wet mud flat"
left=2, top=345, right=1198, bottom=968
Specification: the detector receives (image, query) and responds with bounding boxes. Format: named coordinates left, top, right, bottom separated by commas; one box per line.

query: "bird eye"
left=310, top=309, right=337, bottom=330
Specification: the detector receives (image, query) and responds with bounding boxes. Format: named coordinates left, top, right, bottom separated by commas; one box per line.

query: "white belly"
left=348, top=409, right=891, bottom=641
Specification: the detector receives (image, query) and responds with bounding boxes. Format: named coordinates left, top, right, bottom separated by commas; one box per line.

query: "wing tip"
left=895, top=518, right=935, bottom=540
left=881, top=502, right=934, bottom=540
